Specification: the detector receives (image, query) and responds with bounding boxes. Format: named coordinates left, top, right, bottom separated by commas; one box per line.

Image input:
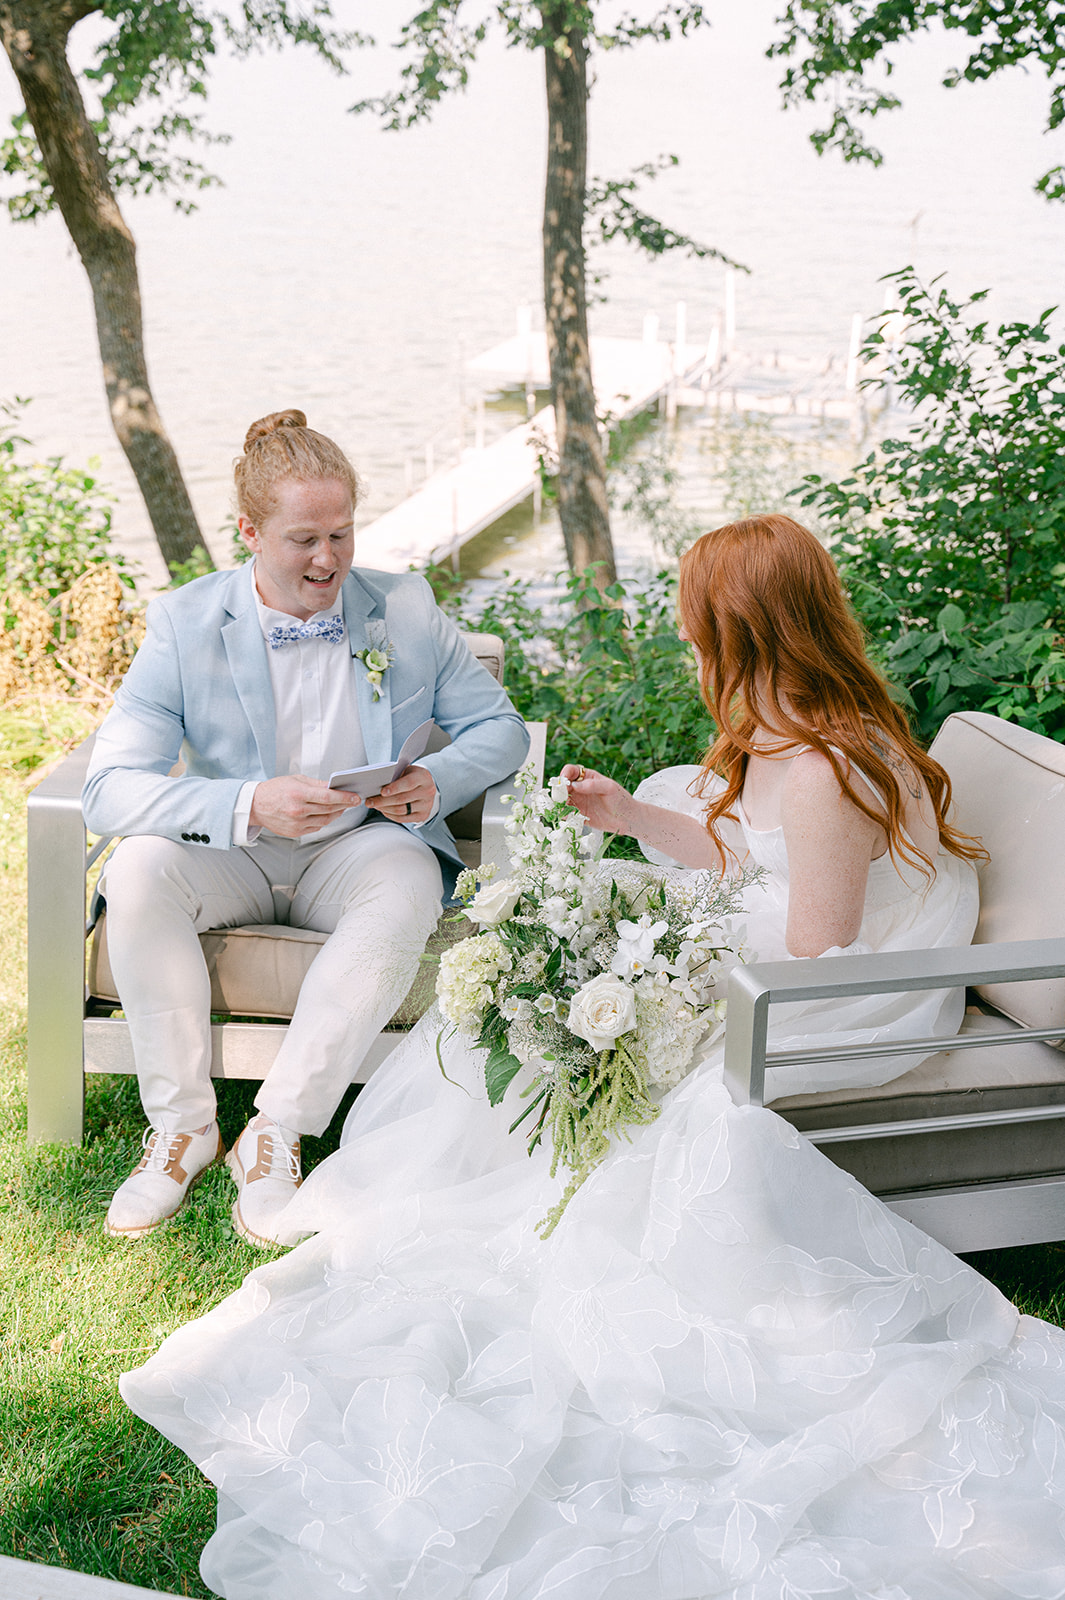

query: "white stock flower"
left=548, top=773, right=571, bottom=803
left=463, top=878, right=521, bottom=926
left=567, top=973, right=638, bottom=1051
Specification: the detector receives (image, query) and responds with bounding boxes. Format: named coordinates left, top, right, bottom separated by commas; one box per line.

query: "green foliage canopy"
left=349, top=0, right=726, bottom=266
left=771, top=0, right=1065, bottom=200
left=352, top=1, right=710, bottom=130
left=0, top=0, right=364, bottom=219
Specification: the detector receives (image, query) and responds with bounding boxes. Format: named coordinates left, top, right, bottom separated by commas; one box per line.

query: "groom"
left=83, top=477, right=528, bottom=1247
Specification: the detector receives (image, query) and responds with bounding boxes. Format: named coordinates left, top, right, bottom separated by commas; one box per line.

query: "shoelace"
left=140, top=1128, right=187, bottom=1173
left=258, top=1126, right=301, bottom=1182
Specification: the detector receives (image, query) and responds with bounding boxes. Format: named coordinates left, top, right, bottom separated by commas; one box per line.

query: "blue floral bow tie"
left=267, top=614, right=345, bottom=651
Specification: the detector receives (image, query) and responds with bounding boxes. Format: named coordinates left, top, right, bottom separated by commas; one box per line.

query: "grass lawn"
left=1, top=710, right=1065, bottom=1596
left=0, top=709, right=358, bottom=1596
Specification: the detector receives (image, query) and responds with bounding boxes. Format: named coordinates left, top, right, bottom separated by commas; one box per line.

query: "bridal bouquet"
left=436, top=767, right=756, bottom=1233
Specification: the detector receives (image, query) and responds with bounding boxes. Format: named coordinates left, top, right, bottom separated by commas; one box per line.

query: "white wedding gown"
left=121, top=776, right=1065, bottom=1599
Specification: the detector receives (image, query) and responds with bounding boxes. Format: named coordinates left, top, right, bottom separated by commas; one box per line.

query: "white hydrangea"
left=630, top=987, right=708, bottom=1089
left=437, top=933, right=513, bottom=1034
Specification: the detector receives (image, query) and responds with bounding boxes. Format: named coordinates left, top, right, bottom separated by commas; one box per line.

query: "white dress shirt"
left=231, top=567, right=437, bottom=846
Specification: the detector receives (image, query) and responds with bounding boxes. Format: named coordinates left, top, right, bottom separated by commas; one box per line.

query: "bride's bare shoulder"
left=782, top=748, right=885, bottom=842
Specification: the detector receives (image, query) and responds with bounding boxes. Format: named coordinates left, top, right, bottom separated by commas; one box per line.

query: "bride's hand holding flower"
left=563, top=762, right=725, bottom=871
left=561, top=764, right=634, bottom=835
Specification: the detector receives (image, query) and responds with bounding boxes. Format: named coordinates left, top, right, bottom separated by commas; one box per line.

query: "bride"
left=122, top=516, right=1065, bottom=1599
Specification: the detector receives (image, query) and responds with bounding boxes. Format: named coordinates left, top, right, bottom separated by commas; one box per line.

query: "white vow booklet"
left=328, top=718, right=435, bottom=797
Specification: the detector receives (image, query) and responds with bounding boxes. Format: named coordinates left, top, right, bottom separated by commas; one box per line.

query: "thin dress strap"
left=822, top=744, right=889, bottom=811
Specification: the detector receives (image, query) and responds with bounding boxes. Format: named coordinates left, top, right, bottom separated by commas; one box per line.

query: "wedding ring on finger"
left=405, top=801, right=413, bottom=816
left=574, top=766, right=587, bottom=784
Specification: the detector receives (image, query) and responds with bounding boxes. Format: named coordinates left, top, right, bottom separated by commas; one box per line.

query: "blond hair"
left=234, top=409, right=362, bottom=526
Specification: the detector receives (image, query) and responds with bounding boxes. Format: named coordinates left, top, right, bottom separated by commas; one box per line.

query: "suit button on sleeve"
left=202, top=834, right=210, bottom=844
left=181, top=832, right=191, bottom=841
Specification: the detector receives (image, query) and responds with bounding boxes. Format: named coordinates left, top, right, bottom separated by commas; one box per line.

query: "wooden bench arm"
left=724, top=936, right=1065, bottom=1107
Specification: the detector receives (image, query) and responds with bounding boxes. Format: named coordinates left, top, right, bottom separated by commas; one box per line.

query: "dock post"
left=518, top=303, right=533, bottom=415
left=846, top=312, right=865, bottom=443
left=667, top=300, right=686, bottom=421
left=845, top=312, right=863, bottom=392
left=704, top=320, right=721, bottom=406
left=451, top=489, right=460, bottom=574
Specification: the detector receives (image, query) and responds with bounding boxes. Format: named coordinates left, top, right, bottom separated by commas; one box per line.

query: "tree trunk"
left=0, top=0, right=212, bottom=574
left=541, top=15, right=616, bottom=587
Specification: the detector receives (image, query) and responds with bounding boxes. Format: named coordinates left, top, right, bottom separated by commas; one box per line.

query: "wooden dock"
left=359, top=321, right=709, bottom=572
left=357, top=303, right=866, bottom=572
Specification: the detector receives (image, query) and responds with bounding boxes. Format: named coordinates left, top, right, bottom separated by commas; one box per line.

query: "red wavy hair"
left=676, top=514, right=985, bottom=872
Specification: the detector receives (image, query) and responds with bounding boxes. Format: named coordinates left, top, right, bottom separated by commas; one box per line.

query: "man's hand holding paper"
left=367, top=763, right=437, bottom=825
left=249, top=775, right=364, bottom=839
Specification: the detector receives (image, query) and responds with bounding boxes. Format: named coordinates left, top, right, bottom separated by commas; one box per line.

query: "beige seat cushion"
left=769, top=1009, right=1065, bottom=1194
left=87, top=629, right=503, bottom=1031
left=89, top=907, right=472, bottom=1029
left=930, top=711, right=1065, bottom=1030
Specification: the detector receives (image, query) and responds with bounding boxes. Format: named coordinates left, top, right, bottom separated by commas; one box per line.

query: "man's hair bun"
left=243, top=410, right=308, bottom=452
left=234, top=409, right=361, bottom=524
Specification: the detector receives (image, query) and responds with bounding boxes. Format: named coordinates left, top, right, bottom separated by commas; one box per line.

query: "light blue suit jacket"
left=82, top=563, right=529, bottom=895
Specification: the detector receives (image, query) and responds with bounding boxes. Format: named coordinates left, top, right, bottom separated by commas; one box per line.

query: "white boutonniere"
left=355, top=627, right=394, bottom=701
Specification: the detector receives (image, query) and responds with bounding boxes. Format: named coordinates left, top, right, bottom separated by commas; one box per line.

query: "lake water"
left=2, top=0, right=1063, bottom=585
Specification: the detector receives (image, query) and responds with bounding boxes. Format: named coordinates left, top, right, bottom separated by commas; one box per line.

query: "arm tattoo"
left=869, top=735, right=922, bottom=800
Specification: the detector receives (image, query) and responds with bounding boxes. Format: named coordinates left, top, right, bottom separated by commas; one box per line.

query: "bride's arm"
left=781, top=751, right=884, bottom=957
left=562, top=765, right=729, bottom=871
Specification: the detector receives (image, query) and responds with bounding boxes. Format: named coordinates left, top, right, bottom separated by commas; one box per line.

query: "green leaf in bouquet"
left=486, top=1044, right=523, bottom=1106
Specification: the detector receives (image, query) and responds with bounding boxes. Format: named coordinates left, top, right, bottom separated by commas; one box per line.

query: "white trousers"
left=99, top=820, right=444, bottom=1137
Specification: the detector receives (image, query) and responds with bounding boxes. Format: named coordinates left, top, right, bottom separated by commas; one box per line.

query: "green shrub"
left=799, top=270, right=1065, bottom=634
left=879, top=601, right=1065, bottom=746
left=447, top=567, right=713, bottom=786
left=790, top=270, right=1065, bottom=741
left=0, top=401, right=132, bottom=599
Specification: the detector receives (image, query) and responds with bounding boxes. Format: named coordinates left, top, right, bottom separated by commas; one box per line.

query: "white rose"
left=463, top=878, right=521, bottom=926
left=567, top=973, right=638, bottom=1051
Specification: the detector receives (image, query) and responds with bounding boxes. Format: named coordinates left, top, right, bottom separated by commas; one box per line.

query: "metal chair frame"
left=26, top=705, right=545, bottom=1147
left=725, top=940, right=1065, bottom=1252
